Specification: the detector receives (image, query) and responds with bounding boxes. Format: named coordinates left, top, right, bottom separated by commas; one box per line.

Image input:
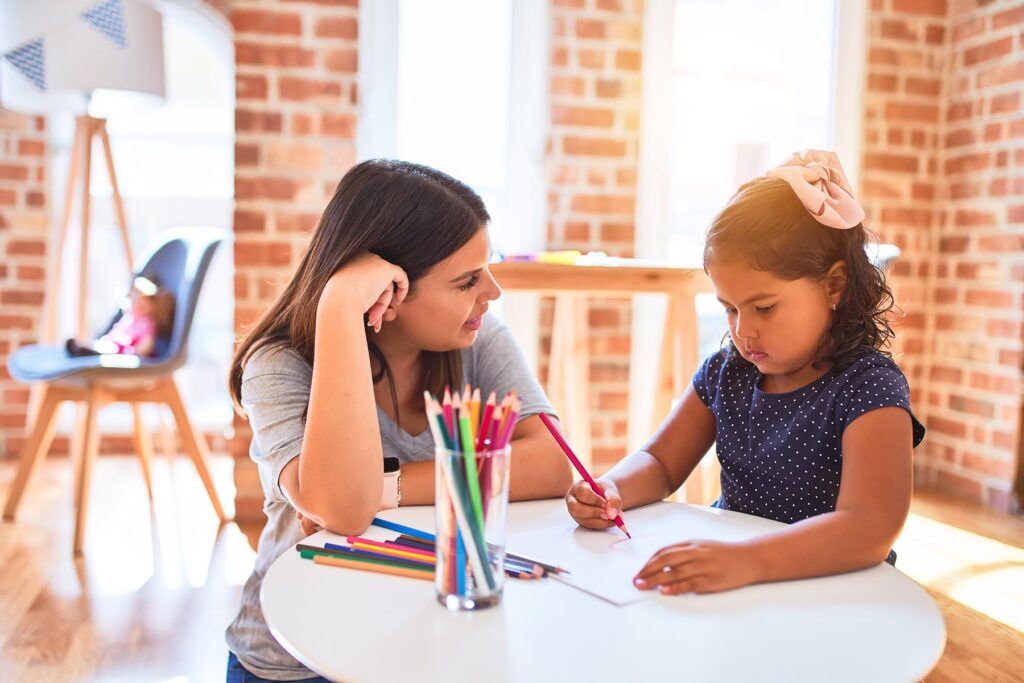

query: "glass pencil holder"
left=434, top=445, right=511, bottom=611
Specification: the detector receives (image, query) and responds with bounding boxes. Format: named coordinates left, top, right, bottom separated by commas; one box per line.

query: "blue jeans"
left=227, top=652, right=331, bottom=683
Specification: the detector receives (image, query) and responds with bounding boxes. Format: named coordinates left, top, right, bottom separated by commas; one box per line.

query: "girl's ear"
left=381, top=306, right=399, bottom=323
left=824, top=260, right=848, bottom=307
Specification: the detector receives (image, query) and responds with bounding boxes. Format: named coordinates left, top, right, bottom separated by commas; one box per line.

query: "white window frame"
left=628, top=0, right=867, bottom=450
left=356, top=0, right=549, bottom=371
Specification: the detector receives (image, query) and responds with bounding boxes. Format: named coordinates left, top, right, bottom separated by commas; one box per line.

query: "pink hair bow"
left=766, top=150, right=865, bottom=230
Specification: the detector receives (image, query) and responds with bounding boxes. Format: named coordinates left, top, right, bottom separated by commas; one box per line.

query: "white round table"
left=262, top=500, right=945, bottom=683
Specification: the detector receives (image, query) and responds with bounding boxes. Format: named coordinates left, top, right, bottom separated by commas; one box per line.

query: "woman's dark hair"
left=228, top=159, right=489, bottom=415
left=703, top=176, right=895, bottom=372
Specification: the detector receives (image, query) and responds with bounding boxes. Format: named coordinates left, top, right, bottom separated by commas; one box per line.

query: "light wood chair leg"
left=73, top=386, right=103, bottom=555
left=69, top=403, right=87, bottom=480
left=162, top=379, right=227, bottom=522
left=131, top=403, right=155, bottom=500
left=2, top=386, right=62, bottom=521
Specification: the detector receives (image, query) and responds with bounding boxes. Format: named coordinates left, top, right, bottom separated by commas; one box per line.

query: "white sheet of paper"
left=506, top=501, right=776, bottom=606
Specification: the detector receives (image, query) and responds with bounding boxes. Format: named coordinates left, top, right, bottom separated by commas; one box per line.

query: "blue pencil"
left=371, top=517, right=436, bottom=542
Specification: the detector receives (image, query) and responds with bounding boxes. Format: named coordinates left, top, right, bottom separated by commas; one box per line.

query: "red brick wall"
left=228, top=0, right=360, bottom=520
left=543, top=0, right=643, bottom=469
left=0, top=110, right=48, bottom=458
left=862, top=0, right=1024, bottom=510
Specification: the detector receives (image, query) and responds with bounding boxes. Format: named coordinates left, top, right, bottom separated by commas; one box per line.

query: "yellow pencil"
left=312, top=553, right=434, bottom=580
left=350, top=542, right=437, bottom=564
left=470, top=387, right=481, bottom=442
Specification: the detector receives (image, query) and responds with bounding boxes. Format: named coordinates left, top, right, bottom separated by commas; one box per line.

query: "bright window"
left=668, top=0, right=839, bottom=268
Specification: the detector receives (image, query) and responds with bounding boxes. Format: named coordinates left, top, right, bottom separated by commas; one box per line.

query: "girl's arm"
left=279, top=257, right=409, bottom=536
left=634, top=407, right=913, bottom=594
left=393, top=414, right=575, bottom=504
left=611, top=385, right=717, bottom=508
left=746, top=406, right=913, bottom=579
left=567, top=384, right=716, bottom=529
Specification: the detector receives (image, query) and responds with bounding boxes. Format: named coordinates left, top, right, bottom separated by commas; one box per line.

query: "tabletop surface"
left=261, top=500, right=945, bottom=683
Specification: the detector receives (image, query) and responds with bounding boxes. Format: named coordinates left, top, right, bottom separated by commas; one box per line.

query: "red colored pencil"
left=538, top=412, right=631, bottom=539
left=476, top=391, right=496, bottom=451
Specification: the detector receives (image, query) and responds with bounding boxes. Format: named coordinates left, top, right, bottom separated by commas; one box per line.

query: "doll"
left=66, top=276, right=175, bottom=357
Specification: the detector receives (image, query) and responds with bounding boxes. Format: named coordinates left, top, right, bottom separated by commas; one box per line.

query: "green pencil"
left=459, top=413, right=486, bottom=531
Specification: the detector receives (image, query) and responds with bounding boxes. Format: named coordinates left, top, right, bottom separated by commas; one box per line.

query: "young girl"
left=567, top=150, right=925, bottom=596
left=225, top=159, right=571, bottom=682
left=66, top=276, right=174, bottom=357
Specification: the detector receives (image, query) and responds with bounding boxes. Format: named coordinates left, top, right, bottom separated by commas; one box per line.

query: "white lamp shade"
left=0, top=0, right=165, bottom=115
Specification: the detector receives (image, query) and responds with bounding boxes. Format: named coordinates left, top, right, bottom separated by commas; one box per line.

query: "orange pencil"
left=312, top=553, right=434, bottom=580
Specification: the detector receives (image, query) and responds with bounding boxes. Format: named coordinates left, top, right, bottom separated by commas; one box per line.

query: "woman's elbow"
left=548, top=458, right=573, bottom=496
left=320, top=503, right=377, bottom=537
left=300, top=489, right=379, bottom=537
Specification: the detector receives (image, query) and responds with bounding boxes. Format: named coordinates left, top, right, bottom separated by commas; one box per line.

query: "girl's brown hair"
left=703, top=176, right=895, bottom=371
left=228, top=159, right=489, bottom=415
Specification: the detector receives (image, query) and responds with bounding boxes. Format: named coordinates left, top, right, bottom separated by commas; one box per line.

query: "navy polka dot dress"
left=694, top=349, right=926, bottom=525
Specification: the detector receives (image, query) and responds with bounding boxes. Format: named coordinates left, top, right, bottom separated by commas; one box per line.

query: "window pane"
left=396, top=0, right=512, bottom=229
left=669, top=0, right=838, bottom=268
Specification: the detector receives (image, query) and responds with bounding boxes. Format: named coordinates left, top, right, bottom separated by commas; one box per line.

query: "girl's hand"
left=633, top=539, right=761, bottom=595
left=321, top=253, right=410, bottom=332
left=565, top=478, right=624, bottom=530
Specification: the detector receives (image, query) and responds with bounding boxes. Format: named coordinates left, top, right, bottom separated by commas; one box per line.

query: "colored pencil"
left=441, top=450, right=497, bottom=590
left=459, top=413, right=486, bottom=529
left=299, top=546, right=433, bottom=570
left=372, top=516, right=436, bottom=542
left=470, top=388, right=481, bottom=443
left=312, top=553, right=433, bottom=581
left=538, top=411, right=631, bottom=539
left=300, top=548, right=430, bottom=572
left=347, top=540, right=435, bottom=563
left=476, top=391, right=495, bottom=451
left=394, top=534, right=564, bottom=576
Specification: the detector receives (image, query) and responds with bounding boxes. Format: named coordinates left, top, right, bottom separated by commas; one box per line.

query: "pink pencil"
left=442, top=387, right=453, bottom=438
left=537, top=412, right=631, bottom=539
left=476, top=391, right=496, bottom=451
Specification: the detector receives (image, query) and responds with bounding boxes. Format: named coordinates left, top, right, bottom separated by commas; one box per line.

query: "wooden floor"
left=0, top=457, right=1021, bottom=682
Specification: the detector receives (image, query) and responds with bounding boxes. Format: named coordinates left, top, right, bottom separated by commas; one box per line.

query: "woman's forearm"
left=746, top=509, right=900, bottom=583
left=398, top=433, right=573, bottom=505
left=294, top=294, right=384, bottom=533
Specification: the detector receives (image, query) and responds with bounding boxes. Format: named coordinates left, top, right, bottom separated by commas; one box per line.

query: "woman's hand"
left=321, top=253, right=410, bottom=332
left=295, top=510, right=325, bottom=536
left=565, top=477, right=623, bottom=530
left=633, top=539, right=761, bottom=595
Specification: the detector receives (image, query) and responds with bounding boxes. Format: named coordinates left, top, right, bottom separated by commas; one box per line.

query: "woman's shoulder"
left=242, top=342, right=311, bottom=383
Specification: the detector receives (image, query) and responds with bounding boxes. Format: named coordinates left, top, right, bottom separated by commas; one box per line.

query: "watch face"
left=383, top=456, right=400, bottom=473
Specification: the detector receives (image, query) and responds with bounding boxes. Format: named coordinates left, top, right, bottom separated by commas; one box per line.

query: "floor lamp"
left=0, top=0, right=165, bottom=436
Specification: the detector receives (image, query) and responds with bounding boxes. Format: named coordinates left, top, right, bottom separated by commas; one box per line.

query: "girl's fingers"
left=572, top=483, right=606, bottom=507
left=656, top=575, right=707, bottom=595
left=566, top=495, right=615, bottom=528
left=635, top=546, right=699, bottom=581
left=635, top=561, right=704, bottom=590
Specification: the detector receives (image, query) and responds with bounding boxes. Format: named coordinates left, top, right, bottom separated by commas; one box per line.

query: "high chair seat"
left=3, top=227, right=230, bottom=554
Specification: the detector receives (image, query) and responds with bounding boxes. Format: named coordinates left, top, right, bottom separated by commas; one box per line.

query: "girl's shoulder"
left=831, top=351, right=908, bottom=388
left=694, top=348, right=757, bottom=407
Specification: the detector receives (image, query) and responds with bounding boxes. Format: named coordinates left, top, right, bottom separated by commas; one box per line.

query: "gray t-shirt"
left=226, top=313, right=554, bottom=680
